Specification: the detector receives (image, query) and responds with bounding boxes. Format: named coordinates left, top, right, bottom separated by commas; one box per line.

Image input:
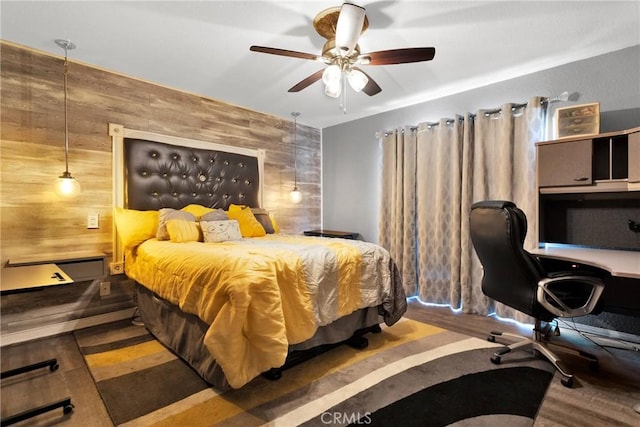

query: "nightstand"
left=303, top=229, right=359, bottom=239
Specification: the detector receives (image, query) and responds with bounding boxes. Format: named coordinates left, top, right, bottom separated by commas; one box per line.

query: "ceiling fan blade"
left=288, top=69, right=325, bottom=92
left=250, top=45, right=319, bottom=61
left=361, top=47, right=436, bottom=65
left=335, top=2, right=366, bottom=56
left=352, top=67, right=382, bottom=96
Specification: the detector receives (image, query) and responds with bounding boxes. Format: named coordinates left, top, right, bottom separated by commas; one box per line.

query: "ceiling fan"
left=250, top=2, right=435, bottom=100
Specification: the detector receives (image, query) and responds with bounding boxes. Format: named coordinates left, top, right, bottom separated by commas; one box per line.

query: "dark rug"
left=74, top=318, right=553, bottom=426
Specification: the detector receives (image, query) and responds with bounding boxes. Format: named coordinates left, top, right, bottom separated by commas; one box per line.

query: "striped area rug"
left=75, top=318, right=553, bottom=426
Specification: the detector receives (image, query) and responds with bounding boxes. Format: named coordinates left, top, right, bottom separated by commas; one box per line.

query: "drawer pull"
left=51, top=272, right=65, bottom=281
left=573, top=177, right=589, bottom=182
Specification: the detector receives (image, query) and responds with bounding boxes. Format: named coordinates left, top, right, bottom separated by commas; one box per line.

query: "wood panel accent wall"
left=0, top=41, right=321, bottom=266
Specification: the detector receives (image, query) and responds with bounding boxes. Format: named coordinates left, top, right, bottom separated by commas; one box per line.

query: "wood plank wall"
left=0, top=41, right=321, bottom=266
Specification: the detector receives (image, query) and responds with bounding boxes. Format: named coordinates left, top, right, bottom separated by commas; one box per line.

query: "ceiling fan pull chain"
left=340, top=73, right=347, bottom=114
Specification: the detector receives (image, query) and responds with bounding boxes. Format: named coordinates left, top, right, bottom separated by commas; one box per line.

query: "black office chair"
left=469, top=200, right=605, bottom=387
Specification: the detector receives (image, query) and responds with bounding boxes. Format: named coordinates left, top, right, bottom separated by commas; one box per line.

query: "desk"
left=532, top=246, right=640, bottom=316
left=531, top=247, right=640, bottom=279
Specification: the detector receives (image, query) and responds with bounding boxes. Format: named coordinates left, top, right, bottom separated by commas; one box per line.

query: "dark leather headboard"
left=124, top=138, right=260, bottom=210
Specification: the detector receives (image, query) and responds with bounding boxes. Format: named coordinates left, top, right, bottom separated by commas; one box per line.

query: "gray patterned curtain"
left=379, top=126, right=418, bottom=296
left=379, top=97, right=547, bottom=320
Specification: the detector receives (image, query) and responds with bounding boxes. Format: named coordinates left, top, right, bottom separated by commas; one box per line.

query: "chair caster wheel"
left=490, top=355, right=501, bottom=364
left=50, top=363, right=59, bottom=372
left=561, top=376, right=573, bottom=388
left=63, top=404, right=74, bottom=415
left=487, top=335, right=496, bottom=343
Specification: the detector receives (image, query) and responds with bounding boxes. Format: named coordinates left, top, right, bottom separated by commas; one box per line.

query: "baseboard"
left=0, top=308, right=136, bottom=347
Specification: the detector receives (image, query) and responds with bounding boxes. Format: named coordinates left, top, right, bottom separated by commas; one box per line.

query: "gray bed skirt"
left=136, top=283, right=382, bottom=391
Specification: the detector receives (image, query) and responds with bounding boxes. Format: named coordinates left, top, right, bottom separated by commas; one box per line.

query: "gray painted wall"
left=322, top=45, right=640, bottom=243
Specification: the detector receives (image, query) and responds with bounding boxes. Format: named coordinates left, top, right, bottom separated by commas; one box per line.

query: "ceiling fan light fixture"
left=347, top=68, right=368, bottom=92
left=249, top=3, right=435, bottom=102
left=322, top=64, right=342, bottom=85
left=335, top=2, right=366, bottom=56
left=325, top=80, right=342, bottom=98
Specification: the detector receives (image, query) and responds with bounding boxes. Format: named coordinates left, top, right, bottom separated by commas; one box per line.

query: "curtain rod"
left=377, top=126, right=418, bottom=138
left=377, top=92, right=566, bottom=137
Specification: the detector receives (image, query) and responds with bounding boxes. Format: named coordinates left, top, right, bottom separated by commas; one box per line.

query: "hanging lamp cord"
left=63, top=45, right=70, bottom=174
left=292, top=112, right=300, bottom=187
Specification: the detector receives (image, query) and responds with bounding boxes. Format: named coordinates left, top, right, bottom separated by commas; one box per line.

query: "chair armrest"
left=537, top=274, right=604, bottom=318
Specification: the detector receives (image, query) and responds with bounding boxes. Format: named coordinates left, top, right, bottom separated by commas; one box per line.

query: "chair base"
left=487, top=321, right=598, bottom=388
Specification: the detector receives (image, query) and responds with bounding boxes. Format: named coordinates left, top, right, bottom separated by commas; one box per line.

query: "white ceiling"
left=2, top=1, right=639, bottom=129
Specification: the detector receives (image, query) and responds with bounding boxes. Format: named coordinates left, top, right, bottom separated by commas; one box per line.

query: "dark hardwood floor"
left=1, top=301, right=638, bottom=426
left=0, top=333, right=112, bottom=426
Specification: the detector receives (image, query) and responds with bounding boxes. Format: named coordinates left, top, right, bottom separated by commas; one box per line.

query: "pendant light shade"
left=54, top=39, right=80, bottom=198
left=290, top=112, right=302, bottom=204
left=290, top=187, right=302, bottom=204
left=56, top=171, right=81, bottom=197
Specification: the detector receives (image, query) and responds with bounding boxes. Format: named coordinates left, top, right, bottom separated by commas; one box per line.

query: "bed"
left=109, top=124, right=407, bottom=390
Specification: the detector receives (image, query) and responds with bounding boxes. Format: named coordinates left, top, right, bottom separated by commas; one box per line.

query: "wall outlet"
left=87, top=213, right=99, bottom=229
left=109, top=262, right=124, bottom=275
left=100, top=281, right=111, bottom=296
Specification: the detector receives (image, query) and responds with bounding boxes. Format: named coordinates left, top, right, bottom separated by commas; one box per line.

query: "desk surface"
left=532, top=247, right=640, bottom=279
left=303, top=230, right=359, bottom=239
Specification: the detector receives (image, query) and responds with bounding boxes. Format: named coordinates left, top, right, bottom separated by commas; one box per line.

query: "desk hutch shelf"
left=536, top=127, right=640, bottom=251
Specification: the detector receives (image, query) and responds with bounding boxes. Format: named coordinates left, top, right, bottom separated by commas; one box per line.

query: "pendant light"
left=290, top=112, right=302, bottom=204
left=54, top=39, right=81, bottom=198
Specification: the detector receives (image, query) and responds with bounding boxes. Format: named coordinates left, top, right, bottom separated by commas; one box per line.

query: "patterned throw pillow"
left=201, top=220, right=243, bottom=243
left=227, top=204, right=266, bottom=237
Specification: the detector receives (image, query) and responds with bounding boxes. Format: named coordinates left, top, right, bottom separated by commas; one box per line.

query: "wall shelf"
left=7, top=251, right=107, bottom=283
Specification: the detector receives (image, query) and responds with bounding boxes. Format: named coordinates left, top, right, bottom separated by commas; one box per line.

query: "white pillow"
left=201, top=220, right=243, bottom=243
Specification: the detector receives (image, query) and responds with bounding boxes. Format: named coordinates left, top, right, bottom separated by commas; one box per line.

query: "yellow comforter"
left=124, top=234, right=396, bottom=388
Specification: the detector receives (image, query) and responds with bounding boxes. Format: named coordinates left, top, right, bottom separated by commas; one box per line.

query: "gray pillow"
left=200, top=209, right=228, bottom=222
left=156, top=208, right=197, bottom=240
left=251, top=208, right=275, bottom=234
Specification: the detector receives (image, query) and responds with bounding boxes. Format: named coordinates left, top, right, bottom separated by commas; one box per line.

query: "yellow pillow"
left=269, top=213, right=280, bottom=234
left=181, top=204, right=214, bottom=218
left=166, top=219, right=202, bottom=243
left=227, top=204, right=266, bottom=237
left=114, top=208, right=159, bottom=249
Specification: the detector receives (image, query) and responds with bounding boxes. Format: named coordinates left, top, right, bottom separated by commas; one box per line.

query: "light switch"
left=87, top=213, right=99, bottom=229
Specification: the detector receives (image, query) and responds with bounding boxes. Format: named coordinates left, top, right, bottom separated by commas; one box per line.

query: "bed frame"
left=109, top=124, right=383, bottom=390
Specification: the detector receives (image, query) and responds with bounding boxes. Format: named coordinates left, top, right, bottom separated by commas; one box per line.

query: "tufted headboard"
left=124, top=138, right=260, bottom=210
left=109, top=123, right=265, bottom=265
